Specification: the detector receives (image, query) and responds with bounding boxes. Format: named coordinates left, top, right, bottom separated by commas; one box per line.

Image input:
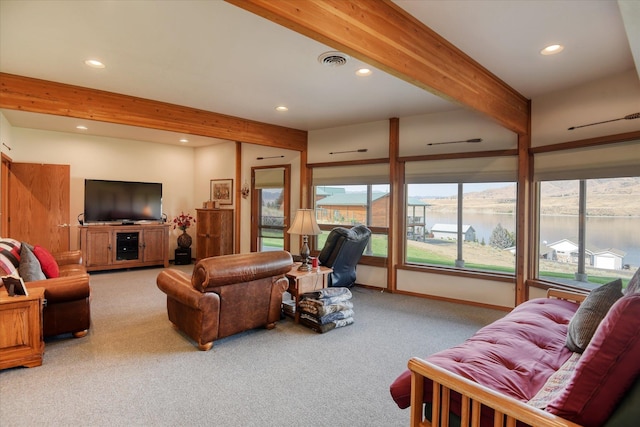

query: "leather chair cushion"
left=192, top=251, right=293, bottom=292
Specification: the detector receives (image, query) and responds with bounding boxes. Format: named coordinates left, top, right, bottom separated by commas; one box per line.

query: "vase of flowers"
left=173, top=212, right=195, bottom=248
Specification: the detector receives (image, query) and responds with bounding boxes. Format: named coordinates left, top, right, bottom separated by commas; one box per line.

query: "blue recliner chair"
left=317, top=225, right=371, bottom=287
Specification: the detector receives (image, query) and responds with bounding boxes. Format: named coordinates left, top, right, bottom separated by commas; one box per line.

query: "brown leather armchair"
left=157, top=251, right=293, bottom=351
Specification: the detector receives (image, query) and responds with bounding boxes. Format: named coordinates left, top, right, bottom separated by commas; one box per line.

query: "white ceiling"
left=0, top=0, right=637, bottom=147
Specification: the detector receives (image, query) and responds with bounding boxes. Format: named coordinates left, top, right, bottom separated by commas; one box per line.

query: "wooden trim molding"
left=0, top=73, right=307, bottom=152
left=515, top=120, right=532, bottom=306
left=235, top=141, right=242, bottom=254
left=307, top=157, right=389, bottom=168
left=388, top=117, right=401, bottom=293
left=226, top=0, right=530, bottom=136
left=529, top=130, right=640, bottom=154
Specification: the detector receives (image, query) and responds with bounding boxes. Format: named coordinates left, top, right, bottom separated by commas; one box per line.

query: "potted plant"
left=173, top=212, right=195, bottom=248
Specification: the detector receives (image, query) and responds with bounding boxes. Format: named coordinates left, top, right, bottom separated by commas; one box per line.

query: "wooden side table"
left=285, top=264, right=332, bottom=323
left=0, top=287, right=45, bottom=370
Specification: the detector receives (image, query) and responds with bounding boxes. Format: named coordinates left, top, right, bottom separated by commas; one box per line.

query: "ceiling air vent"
left=318, top=51, right=349, bottom=67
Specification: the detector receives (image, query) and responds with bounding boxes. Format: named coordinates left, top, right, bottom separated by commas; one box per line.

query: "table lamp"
left=287, top=209, right=321, bottom=271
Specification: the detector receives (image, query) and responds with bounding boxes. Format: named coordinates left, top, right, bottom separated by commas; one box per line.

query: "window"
left=405, top=156, right=518, bottom=274
left=537, top=177, right=639, bottom=289
left=313, top=184, right=389, bottom=257
left=312, top=163, right=390, bottom=258
left=252, top=166, right=290, bottom=252
left=534, top=141, right=640, bottom=290
left=405, top=182, right=517, bottom=273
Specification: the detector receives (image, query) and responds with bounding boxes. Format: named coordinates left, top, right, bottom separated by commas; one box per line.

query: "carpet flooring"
left=0, top=264, right=505, bottom=426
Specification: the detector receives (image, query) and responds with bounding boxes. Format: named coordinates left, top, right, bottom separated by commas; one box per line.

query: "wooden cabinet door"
left=196, top=209, right=233, bottom=260
left=8, top=163, right=70, bottom=252
left=218, top=210, right=234, bottom=255
left=196, top=209, right=217, bottom=260
left=85, top=229, right=112, bottom=267
left=0, top=288, right=44, bottom=369
left=142, top=227, right=166, bottom=263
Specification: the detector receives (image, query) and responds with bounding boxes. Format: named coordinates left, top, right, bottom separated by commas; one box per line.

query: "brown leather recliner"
left=156, top=251, right=293, bottom=351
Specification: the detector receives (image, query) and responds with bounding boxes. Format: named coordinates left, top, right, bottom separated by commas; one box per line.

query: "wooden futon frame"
left=408, top=289, right=588, bottom=427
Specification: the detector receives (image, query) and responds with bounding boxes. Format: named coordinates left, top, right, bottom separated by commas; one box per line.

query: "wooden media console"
left=79, top=224, right=170, bottom=272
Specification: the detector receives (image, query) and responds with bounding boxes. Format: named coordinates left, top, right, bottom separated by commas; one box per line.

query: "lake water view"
left=425, top=212, right=640, bottom=268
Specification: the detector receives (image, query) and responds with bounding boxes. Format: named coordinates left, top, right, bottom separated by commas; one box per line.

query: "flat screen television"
left=84, top=179, right=163, bottom=223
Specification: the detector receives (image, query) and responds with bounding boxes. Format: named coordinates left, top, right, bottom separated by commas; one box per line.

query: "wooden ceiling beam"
left=226, top=0, right=530, bottom=136
left=0, top=73, right=307, bottom=152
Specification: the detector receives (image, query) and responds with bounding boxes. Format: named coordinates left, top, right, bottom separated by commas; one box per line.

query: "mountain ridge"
left=420, top=177, right=640, bottom=216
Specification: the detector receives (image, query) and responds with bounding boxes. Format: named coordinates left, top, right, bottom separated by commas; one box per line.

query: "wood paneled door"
left=8, top=163, right=70, bottom=253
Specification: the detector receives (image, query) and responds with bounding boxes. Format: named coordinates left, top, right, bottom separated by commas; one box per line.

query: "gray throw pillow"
left=565, top=278, right=623, bottom=353
left=624, top=268, right=640, bottom=295
left=18, top=243, right=46, bottom=282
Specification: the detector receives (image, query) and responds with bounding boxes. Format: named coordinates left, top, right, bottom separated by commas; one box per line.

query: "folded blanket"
left=298, top=299, right=353, bottom=317
left=300, top=309, right=354, bottom=325
left=300, top=316, right=354, bottom=334
left=301, top=294, right=352, bottom=306
left=301, top=287, right=352, bottom=300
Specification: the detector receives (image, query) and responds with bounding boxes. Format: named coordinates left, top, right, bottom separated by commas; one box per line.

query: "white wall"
left=397, top=269, right=515, bottom=308
left=194, top=141, right=237, bottom=208
left=0, top=113, right=11, bottom=154
left=399, top=109, right=517, bottom=156
left=308, top=120, right=389, bottom=162
left=532, top=68, right=640, bottom=147
left=356, top=265, right=387, bottom=288
left=6, top=126, right=195, bottom=252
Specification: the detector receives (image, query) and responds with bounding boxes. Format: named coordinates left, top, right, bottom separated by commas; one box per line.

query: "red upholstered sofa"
left=390, top=274, right=640, bottom=427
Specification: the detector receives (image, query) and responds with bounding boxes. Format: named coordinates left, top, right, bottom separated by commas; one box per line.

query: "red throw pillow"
left=32, top=245, right=60, bottom=278
left=546, top=293, right=640, bottom=427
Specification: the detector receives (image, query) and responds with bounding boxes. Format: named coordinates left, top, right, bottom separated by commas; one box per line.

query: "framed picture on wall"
left=210, top=179, right=233, bottom=205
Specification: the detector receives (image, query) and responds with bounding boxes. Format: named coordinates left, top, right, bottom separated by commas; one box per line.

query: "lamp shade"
left=287, top=209, right=321, bottom=236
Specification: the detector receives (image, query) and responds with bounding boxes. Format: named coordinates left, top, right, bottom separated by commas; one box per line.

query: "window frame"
left=403, top=181, right=518, bottom=276
left=401, top=153, right=519, bottom=278
left=529, top=138, right=640, bottom=293
left=309, top=160, right=391, bottom=267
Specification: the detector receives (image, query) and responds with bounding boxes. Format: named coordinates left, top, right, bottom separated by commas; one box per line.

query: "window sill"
left=398, top=263, right=515, bottom=283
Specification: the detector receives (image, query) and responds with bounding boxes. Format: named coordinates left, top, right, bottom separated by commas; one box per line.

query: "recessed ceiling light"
left=84, top=59, right=105, bottom=68
left=179, top=138, right=189, bottom=144
left=540, top=44, right=564, bottom=55
left=275, top=106, right=288, bottom=112
left=356, top=68, right=372, bottom=76
left=76, top=125, right=88, bottom=130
